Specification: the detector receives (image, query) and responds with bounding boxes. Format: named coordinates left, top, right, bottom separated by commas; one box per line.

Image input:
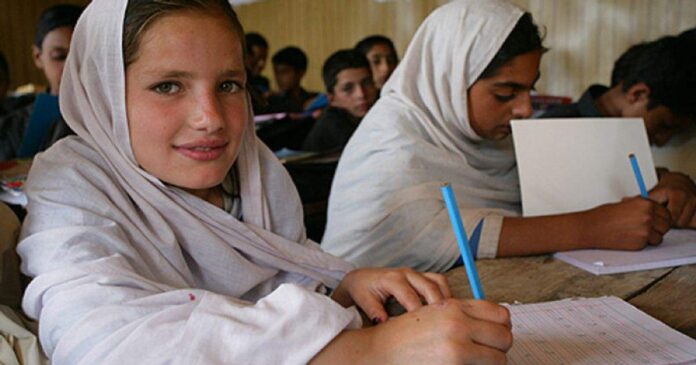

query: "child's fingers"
left=422, top=272, right=452, bottom=298
left=456, top=300, right=511, bottom=327
left=350, top=290, right=389, bottom=324
left=402, top=270, right=447, bottom=305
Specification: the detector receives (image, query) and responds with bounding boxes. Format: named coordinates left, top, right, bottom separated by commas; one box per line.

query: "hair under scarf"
left=322, top=0, right=525, bottom=272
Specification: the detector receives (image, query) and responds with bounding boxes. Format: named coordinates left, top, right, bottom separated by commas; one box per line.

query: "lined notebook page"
left=554, top=229, right=696, bottom=275
left=507, top=297, right=696, bottom=365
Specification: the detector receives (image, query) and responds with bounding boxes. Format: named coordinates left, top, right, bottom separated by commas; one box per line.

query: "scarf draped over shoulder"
left=18, top=1, right=359, bottom=363
left=322, top=0, right=524, bottom=272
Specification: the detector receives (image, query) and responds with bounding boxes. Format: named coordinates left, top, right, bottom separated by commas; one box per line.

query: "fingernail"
left=372, top=317, right=384, bottom=324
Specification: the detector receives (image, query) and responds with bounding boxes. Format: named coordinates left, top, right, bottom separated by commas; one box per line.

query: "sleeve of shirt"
left=21, top=256, right=361, bottom=365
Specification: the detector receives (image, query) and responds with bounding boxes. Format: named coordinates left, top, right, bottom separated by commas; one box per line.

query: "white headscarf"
left=322, top=0, right=524, bottom=272
left=18, top=1, right=358, bottom=363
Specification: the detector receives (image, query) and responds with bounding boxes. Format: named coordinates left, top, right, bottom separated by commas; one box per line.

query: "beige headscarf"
left=322, top=0, right=524, bottom=272
left=18, top=1, right=358, bottom=363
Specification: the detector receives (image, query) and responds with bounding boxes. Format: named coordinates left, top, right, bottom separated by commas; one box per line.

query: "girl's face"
left=33, top=26, right=74, bottom=95
left=366, top=43, right=397, bottom=89
left=126, top=10, right=247, bottom=198
left=467, top=50, right=542, bottom=140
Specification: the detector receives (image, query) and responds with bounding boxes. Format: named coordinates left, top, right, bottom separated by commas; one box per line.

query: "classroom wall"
left=0, top=0, right=89, bottom=91
left=235, top=0, right=696, bottom=99
left=1, top=0, right=694, bottom=98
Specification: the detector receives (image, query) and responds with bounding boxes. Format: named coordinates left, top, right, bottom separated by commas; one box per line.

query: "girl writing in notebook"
left=322, top=0, right=695, bottom=272
left=17, top=0, right=512, bottom=363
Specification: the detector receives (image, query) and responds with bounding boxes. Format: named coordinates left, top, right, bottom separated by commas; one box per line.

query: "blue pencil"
left=440, top=183, right=485, bottom=300
left=629, top=154, right=649, bottom=198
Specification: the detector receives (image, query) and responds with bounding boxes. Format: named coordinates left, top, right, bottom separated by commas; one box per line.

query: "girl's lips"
left=174, top=141, right=228, bottom=161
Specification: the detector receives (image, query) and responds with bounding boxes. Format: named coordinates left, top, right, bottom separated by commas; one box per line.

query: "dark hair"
left=621, top=35, right=696, bottom=116
left=479, top=12, right=546, bottom=79
left=322, top=49, right=371, bottom=93
left=245, top=32, right=268, bottom=54
left=679, top=27, right=696, bottom=40
left=610, top=42, right=649, bottom=87
left=35, top=4, right=83, bottom=48
left=0, top=51, right=8, bottom=83
left=123, top=0, right=245, bottom=68
left=355, top=35, right=398, bottom=61
left=271, top=46, right=308, bottom=71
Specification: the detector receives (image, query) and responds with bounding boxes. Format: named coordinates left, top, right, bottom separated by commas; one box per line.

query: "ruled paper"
left=507, top=297, right=696, bottom=365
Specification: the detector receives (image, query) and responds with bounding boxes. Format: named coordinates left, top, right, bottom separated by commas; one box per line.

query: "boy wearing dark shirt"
left=245, top=32, right=270, bottom=94
left=267, top=46, right=317, bottom=113
left=302, top=50, right=377, bottom=152
left=542, top=36, right=696, bottom=147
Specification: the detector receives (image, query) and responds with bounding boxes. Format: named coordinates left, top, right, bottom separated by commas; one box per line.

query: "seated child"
left=542, top=36, right=696, bottom=147
left=322, top=1, right=695, bottom=272
left=267, top=46, right=318, bottom=113
left=0, top=4, right=83, bottom=160
left=245, top=32, right=270, bottom=94
left=17, top=0, right=513, bottom=363
left=302, top=49, right=377, bottom=152
left=355, top=35, right=399, bottom=90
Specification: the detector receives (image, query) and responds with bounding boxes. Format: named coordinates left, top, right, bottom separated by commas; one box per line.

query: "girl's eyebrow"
left=143, top=69, right=246, bottom=79
left=493, top=73, right=541, bottom=90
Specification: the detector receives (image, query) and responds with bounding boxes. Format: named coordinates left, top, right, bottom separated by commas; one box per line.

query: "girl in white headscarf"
left=17, top=0, right=513, bottom=364
left=322, top=0, right=671, bottom=272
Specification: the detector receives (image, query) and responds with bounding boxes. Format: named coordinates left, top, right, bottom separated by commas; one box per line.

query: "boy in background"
left=302, top=49, right=377, bottom=152
left=245, top=32, right=270, bottom=95
left=267, top=46, right=317, bottom=113
left=542, top=35, right=696, bottom=229
left=542, top=36, right=696, bottom=147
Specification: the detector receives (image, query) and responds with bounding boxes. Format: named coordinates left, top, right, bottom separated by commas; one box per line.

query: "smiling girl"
left=17, top=1, right=512, bottom=364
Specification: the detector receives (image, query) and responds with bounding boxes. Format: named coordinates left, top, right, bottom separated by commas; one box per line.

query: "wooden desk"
left=446, top=256, right=696, bottom=338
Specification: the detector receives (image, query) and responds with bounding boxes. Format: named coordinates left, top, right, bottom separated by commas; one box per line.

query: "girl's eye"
left=494, top=94, right=516, bottom=102
left=220, top=81, right=242, bottom=93
left=153, top=82, right=180, bottom=94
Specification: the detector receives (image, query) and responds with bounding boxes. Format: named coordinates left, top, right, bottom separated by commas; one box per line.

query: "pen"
left=629, top=154, right=648, bottom=198
left=440, top=183, right=485, bottom=299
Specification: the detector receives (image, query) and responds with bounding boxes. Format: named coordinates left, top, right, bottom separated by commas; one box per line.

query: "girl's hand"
left=582, top=196, right=671, bottom=250
left=331, top=267, right=451, bottom=324
left=311, top=299, right=513, bottom=365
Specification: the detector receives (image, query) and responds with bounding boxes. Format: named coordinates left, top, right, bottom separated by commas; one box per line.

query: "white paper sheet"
left=554, top=229, right=696, bottom=275
left=511, top=118, right=657, bottom=217
left=507, top=296, right=696, bottom=365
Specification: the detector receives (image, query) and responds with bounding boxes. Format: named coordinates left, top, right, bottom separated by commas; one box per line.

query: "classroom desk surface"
left=446, top=256, right=696, bottom=339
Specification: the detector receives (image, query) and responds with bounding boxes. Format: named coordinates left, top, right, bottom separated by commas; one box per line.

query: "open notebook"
left=507, top=296, right=696, bottom=365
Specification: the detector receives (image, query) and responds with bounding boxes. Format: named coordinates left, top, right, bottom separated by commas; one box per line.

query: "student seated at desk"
left=0, top=4, right=83, bottom=161
left=321, top=0, right=694, bottom=272
left=245, top=32, right=270, bottom=95
left=266, top=46, right=318, bottom=113
left=541, top=36, right=696, bottom=148
left=245, top=32, right=271, bottom=114
left=355, top=35, right=399, bottom=91
left=17, top=1, right=513, bottom=363
left=302, top=49, right=377, bottom=152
